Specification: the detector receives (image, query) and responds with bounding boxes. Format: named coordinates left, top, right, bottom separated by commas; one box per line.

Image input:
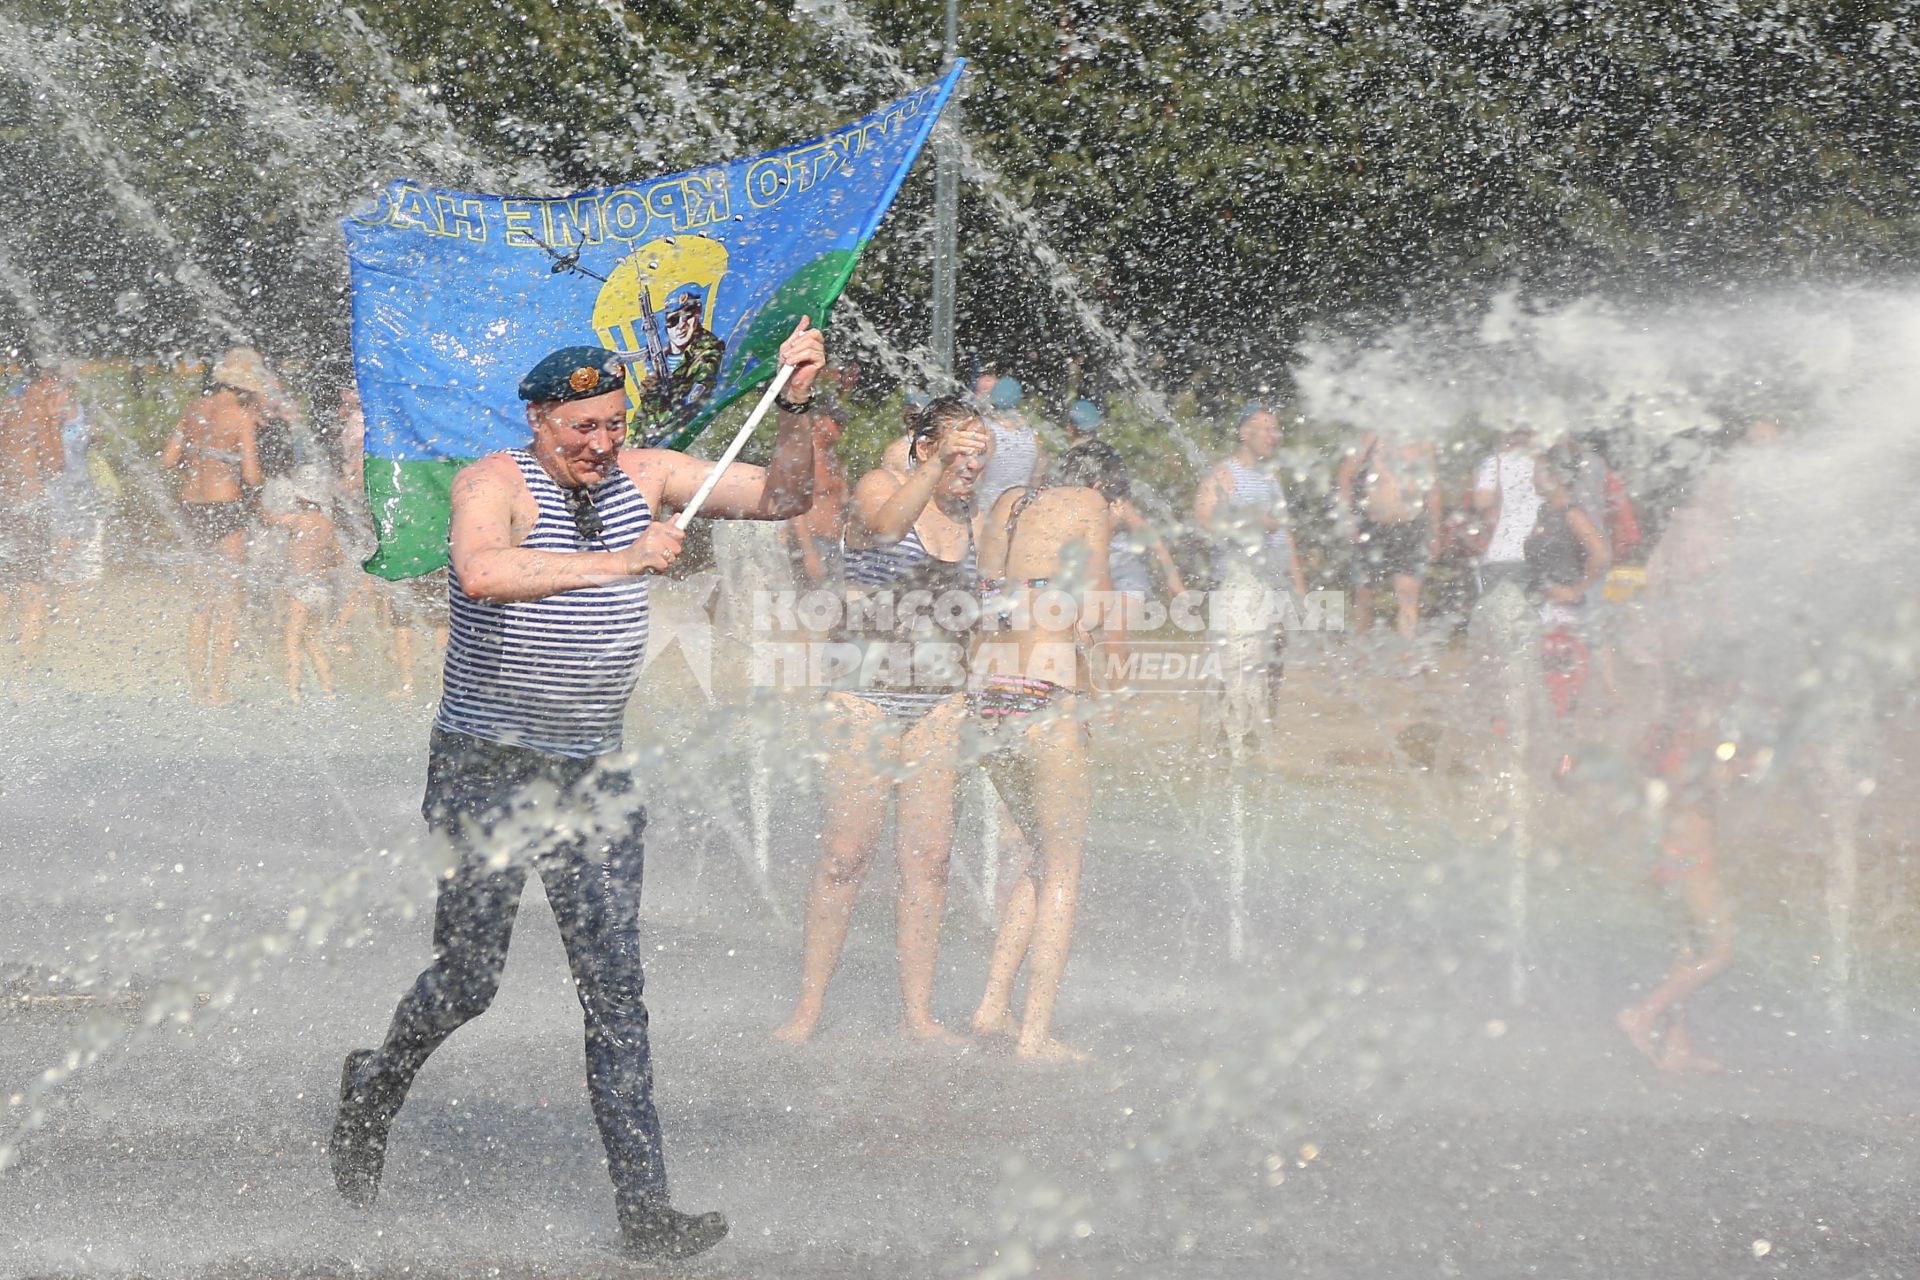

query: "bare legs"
left=392, top=621, right=449, bottom=699
left=1618, top=809, right=1733, bottom=1074
left=4, top=581, right=48, bottom=694
left=1391, top=571, right=1421, bottom=644
left=186, top=585, right=241, bottom=705
left=775, top=695, right=962, bottom=1045
left=971, top=705, right=1092, bottom=1063
left=1352, top=574, right=1421, bottom=645
left=970, top=877, right=1035, bottom=1041
left=283, top=598, right=335, bottom=703
left=392, top=624, right=421, bottom=698
left=185, top=530, right=248, bottom=705
left=894, top=730, right=962, bottom=1042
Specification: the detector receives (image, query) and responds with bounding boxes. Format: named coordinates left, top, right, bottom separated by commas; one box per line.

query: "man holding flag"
left=328, top=319, right=825, bottom=1262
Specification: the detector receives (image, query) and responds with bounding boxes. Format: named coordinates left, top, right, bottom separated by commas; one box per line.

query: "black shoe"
left=329, top=1049, right=394, bottom=1208
left=618, top=1206, right=730, bottom=1262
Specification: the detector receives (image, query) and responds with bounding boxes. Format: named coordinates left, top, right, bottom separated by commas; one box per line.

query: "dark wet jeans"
left=361, top=727, right=668, bottom=1213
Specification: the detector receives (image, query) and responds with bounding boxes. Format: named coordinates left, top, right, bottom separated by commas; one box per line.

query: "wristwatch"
left=774, top=389, right=814, bottom=415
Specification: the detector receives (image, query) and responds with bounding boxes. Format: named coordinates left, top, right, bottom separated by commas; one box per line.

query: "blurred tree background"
left=1, top=0, right=1916, bottom=416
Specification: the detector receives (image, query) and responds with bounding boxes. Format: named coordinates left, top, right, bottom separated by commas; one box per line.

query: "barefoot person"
left=162, top=348, right=272, bottom=705
left=967, top=441, right=1117, bottom=1063
left=774, top=396, right=991, bottom=1046
left=329, top=321, right=826, bottom=1262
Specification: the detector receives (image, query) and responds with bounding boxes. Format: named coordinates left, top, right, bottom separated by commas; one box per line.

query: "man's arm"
left=449, top=455, right=683, bottom=604
left=657, top=405, right=815, bottom=521
left=658, top=319, right=826, bottom=521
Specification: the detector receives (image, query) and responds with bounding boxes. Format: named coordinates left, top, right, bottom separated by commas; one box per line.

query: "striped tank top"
left=436, top=450, right=652, bottom=758
left=839, top=523, right=976, bottom=720
left=1213, top=458, right=1293, bottom=583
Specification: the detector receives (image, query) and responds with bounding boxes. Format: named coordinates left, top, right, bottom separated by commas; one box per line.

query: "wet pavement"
left=3, top=689, right=1918, bottom=1279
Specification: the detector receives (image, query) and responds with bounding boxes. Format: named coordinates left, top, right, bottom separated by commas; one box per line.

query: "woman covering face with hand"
left=774, top=397, right=991, bottom=1046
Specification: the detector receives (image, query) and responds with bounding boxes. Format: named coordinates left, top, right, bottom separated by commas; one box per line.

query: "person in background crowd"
left=1565, top=431, right=1642, bottom=708
left=1194, top=406, right=1308, bottom=757
left=1064, top=398, right=1102, bottom=448
left=46, top=366, right=115, bottom=606
left=1336, top=429, right=1439, bottom=650
left=1467, top=425, right=1544, bottom=746
left=255, top=425, right=341, bottom=703
left=971, top=366, right=998, bottom=406
left=0, top=362, right=73, bottom=692
left=1090, top=404, right=1185, bottom=685
left=1526, top=455, right=1612, bottom=773
left=974, top=376, right=1047, bottom=543
left=162, top=347, right=275, bottom=705
left=326, top=384, right=398, bottom=677
left=830, top=360, right=862, bottom=404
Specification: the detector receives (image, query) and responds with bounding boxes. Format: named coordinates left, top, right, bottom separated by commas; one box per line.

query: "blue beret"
left=988, top=376, right=1024, bottom=410
left=518, top=346, right=628, bottom=403
left=1068, top=398, right=1101, bottom=431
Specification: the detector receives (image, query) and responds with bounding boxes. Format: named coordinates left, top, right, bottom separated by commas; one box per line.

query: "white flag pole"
left=673, top=363, right=797, bottom=530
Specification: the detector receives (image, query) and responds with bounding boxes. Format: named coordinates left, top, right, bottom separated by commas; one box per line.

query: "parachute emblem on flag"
left=594, top=236, right=731, bottom=446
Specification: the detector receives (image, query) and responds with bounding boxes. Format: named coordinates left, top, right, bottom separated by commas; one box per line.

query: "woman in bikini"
left=967, top=441, right=1117, bottom=1064
left=774, top=397, right=991, bottom=1045
left=162, top=348, right=273, bottom=704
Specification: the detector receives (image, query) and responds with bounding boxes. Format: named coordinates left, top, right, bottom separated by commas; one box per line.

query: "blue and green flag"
left=345, top=66, right=963, bottom=579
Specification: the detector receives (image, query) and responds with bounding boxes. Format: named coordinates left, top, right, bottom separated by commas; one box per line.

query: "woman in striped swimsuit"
left=967, top=441, right=1119, bottom=1063
left=774, top=397, right=992, bottom=1046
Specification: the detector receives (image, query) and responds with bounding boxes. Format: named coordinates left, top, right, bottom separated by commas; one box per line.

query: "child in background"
left=256, top=430, right=341, bottom=703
